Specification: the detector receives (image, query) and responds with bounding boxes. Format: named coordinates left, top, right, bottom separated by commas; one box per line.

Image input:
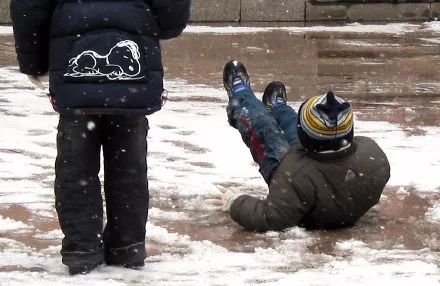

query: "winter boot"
left=262, top=81, right=287, bottom=109
left=123, top=260, right=145, bottom=269
left=68, top=266, right=93, bottom=276
left=223, top=60, right=250, bottom=96
left=63, top=248, right=104, bottom=276
left=104, top=242, right=147, bottom=270
left=68, top=262, right=102, bottom=276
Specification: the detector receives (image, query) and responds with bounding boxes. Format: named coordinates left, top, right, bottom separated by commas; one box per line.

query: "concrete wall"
left=1, top=0, right=440, bottom=24
left=190, top=0, right=440, bottom=22
left=0, top=0, right=10, bottom=24
left=346, top=4, right=431, bottom=21
left=306, top=2, right=432, bottom=21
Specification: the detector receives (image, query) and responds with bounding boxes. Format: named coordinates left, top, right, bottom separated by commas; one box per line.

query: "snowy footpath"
left=1, top=23, right=440, bottom=285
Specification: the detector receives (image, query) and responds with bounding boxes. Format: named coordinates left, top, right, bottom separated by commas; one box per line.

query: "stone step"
left=1, top=0, right=440, bottom=24
left=0, top=0, right=10, bottom=24
left=307, top=2, right=432, bottom=21
left=312, top=0, right=436, bottom=3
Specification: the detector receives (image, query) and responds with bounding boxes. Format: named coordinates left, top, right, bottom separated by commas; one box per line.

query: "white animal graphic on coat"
left=64, top=40, right=145, bottom=80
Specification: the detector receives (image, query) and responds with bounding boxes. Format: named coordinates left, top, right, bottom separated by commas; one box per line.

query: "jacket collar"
left=299, top=141, right=357, bottom=161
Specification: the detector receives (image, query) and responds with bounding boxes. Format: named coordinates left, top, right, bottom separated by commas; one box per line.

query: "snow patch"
left=0, top=216, right=33, bottom=232
left=337, top=39, right=402, bottom=47
left=148, top=207, right=189, bottom=221
left=34, top=229, right=63, bottom=240
left=420, top=38, right=440, bottom=45
left=336, top=239, right=367, bottom=251
left=185, top=23, right=419, bottom=35
left=423, top=21, right=440, bottom=33
left=425, top=203, right=440, bottom=223
left=0, top=26, right=13, bottom=35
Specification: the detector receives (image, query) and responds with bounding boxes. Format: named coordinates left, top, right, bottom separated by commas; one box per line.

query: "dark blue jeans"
left=55, top=114, right=149, bottom=268
left=227, top=86, right=299, bottom=183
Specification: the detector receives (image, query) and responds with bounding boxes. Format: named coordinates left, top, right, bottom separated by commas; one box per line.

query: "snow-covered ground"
left=0, top=26, right=12, bottom=35
left=184, top=22, right=419, bottom=35
left=0, top=65, right=439, bottom=285
left=1, top=22, right=440, bottom=285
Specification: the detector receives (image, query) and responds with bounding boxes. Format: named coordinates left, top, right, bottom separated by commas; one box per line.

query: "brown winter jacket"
left=230, top=136, right=391, bottom=232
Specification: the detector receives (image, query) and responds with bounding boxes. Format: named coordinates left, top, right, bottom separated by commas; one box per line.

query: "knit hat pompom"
left=297, top=91, right=354, bottom=152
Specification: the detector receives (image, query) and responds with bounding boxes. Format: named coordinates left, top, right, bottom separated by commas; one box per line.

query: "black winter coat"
left=230, top=136, right=391, bottom=232
left=11, top=0, right=191, bottom=115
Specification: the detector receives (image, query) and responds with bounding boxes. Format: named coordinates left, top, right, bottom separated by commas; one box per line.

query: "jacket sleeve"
left=229, top=183, right=311, bottom=232
left=10, top=0, right=54, bottom=75
left=150, top=0, right=191, bottom=40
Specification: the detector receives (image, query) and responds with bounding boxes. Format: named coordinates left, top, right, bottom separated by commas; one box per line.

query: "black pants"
left=55, top=114, right=149, bottom=268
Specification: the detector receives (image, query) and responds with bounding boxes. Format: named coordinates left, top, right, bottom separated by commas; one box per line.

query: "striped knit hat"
left=297, top=91, right=354, bottom=152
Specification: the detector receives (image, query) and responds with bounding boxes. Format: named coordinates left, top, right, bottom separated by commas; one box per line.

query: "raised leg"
left=271, top=104, right=300, bottom=147
left=227, top=85, right=290, bottom=183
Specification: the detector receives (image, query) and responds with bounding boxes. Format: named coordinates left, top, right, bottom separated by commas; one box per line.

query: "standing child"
left=11, top=0, right=191, bottom=275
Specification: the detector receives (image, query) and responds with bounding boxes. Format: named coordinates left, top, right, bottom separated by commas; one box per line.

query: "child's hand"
left=205, top=186, right=243, bottom=213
